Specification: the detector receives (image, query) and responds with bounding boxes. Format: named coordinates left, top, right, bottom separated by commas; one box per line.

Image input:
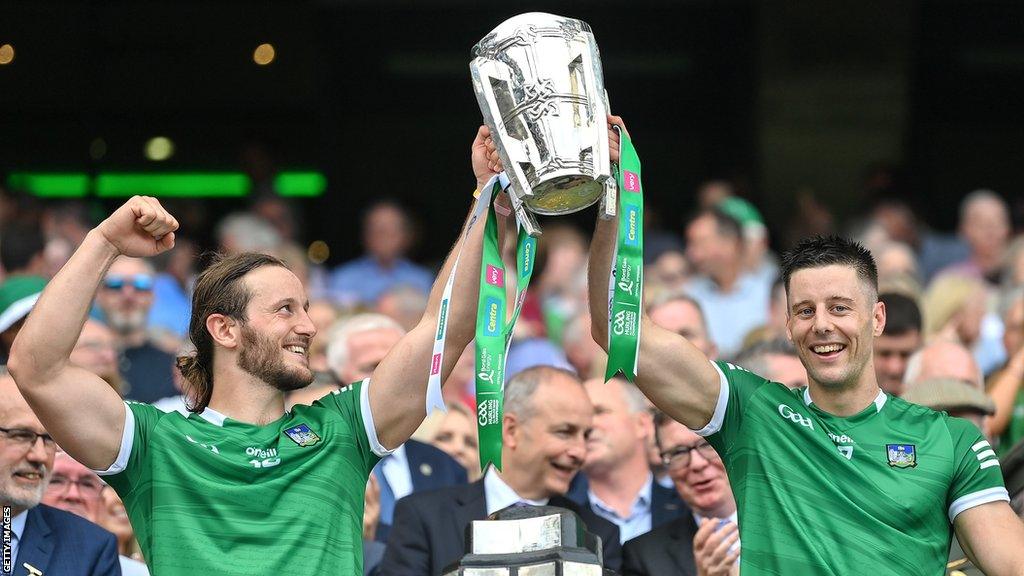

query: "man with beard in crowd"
left=9, top=125, right=507, bottom=576
left=95, top=256, right=176, bottom=402
left=0, top=370, right=120, bottom=575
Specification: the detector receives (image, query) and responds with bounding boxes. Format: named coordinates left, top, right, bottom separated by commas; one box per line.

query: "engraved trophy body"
left=471, top=12, right=616, bottom=236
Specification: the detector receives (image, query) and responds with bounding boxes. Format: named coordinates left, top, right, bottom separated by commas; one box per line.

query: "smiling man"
left=9, top=126, right=506, bottom=576
left=379, top=366, right=622, bottom=575
left=589, top=171, right=1024, bottom=576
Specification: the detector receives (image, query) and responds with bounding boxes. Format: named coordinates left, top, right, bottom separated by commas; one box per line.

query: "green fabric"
left=706, top=361, right=1008, bottom=575
left=474, top=183, right=536, bottom=471
left=104, top=381, right=379, bottom=575
left=605, top=127, right=643, bottom=382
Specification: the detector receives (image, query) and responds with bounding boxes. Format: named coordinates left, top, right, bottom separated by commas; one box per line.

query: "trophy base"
left=525, top=176, right=604, bottom=216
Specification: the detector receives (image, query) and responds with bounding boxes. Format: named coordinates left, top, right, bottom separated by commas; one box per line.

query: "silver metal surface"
left=471, top=12, right=616, bottom=236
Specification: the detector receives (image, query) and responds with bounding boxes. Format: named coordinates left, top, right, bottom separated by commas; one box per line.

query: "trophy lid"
left=471, top=12, right=593, bottom=59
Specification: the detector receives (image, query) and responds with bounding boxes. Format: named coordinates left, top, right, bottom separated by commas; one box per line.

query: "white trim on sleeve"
left=360, top=377, right=395, bottom=458
left=94, top=401, right=136, bottom=476
left=948, top=486, right=1010, bottom=522
left=693, top=361, right=729, bottom=437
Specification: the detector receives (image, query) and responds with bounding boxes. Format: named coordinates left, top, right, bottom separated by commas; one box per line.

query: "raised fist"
left=96, top=196, right=179, bottom=257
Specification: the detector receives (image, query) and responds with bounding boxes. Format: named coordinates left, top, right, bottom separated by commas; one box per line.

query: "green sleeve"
left=97, top=400, right=162, bottom=496
left=946, top=416, right=1009, bottom=522
left=314, top=379, right=384, bottom=474
left=703, top=360, right=771, bottom=455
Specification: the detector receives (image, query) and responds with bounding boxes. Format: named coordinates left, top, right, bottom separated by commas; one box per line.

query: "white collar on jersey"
left=803, top=387, right=887, bottom=413
left=197, top=407, right=227, bottom=426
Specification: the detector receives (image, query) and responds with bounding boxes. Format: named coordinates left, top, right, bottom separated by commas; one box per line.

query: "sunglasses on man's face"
left=103, top=274, right=154, bottom=292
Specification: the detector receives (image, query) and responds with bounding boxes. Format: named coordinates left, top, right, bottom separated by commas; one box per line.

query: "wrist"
left=85, top=228, right=122, bottom=260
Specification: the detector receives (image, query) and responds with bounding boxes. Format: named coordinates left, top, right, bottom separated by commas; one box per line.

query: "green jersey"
left=96, top=379, right=386, bottom=576
left=702, top=361, right=1009, bottom=576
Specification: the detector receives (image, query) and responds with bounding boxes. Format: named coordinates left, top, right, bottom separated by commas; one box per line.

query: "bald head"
left=904, top=340, right=982, bottom=389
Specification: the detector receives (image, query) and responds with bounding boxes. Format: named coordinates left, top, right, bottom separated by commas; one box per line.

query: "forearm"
left=9, top=230, right=119, bottom=382
left=987, top=354, right=1024, bottom=436
left=587, top=212, right=618, bottom=349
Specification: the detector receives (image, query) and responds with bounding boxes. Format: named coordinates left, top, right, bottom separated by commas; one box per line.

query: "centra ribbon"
left=605, top=126, right=643, bottom=382
left=474, top=181, right=536, bottom=472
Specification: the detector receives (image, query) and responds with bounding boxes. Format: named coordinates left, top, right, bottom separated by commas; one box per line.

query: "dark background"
left=2, top=1, right=1022, bottom=264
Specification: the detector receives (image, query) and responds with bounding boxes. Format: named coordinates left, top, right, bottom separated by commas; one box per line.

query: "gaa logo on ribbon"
left=778, top=404, right=814, bottom=430
left=624, top=170, right=641, bottom=192
left=477, top=398, right=499, bottom=426
left=613, top=310, right=635, bottom=336
left=624, top=204, right=640, bottom=247
left=486, top=265, right=504, bottom=287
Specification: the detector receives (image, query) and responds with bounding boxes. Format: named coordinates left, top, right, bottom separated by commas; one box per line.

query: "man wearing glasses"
left=95, top=257, right=175, bottom=403
left=42, top=451, right=149, bottom=575
left=0, top=369, right=120, bottom=575
left=622, top=412, right=738, bottom=576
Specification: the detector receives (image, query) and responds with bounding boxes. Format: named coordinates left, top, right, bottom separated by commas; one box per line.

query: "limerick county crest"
left=886, top=444, right=917, bottom=468
left=284, top=423, right=321, bottom=447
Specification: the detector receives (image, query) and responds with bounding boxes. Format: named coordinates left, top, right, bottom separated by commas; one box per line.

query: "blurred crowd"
left=1, top=172, right=1023, bottom=576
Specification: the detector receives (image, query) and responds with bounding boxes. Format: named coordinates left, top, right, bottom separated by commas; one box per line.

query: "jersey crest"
left=284, top=423, right=321, bottom=447
left=886, top=444, right=917, bottom=468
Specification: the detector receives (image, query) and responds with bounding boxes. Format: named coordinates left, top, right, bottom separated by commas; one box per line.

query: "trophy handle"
left=510, top=193, right=542, bottom=237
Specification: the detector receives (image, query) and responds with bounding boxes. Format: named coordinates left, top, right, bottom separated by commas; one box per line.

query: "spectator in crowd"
left=442, top=343, right=476, bottom=408
left=903, top=341, right=994, bottom=434
left=380, top=366, right=622, bottom=575
left=683, top=208, right=770, bottom=357
left=504, top=337, right=573, bottom=380
left=0, top=369, right=120, bottom=576
left=146, top=238, right=195, bottom=344
left=95, top=256, right=177, bottom=403
left=0, top=276, right=46, bottom=365
left=733, top=338, right=807, bottom=389
left=42, top=451, right=150, bottom=575
left=1, top=222, right=48, bottom=278
left=874, top=241, right=920, bottom=283
left=923, top=273, right=987, bottom=348
left=647, top=292, right=717, bottom=360
left=215, top=212, right=281, bottom=256
left=305, top=299, right=339, bottom=374
left=562, top=312, right=605, bottom=380
left=326, top=313, right=467, bottom=541
left=941, top=190, right=1011, bottom=285
left=428, top=401, right=481, bottom=481
left=869, top=198, right=968, bottom=283
left=329, top=201, right=433, bottom=308
left=987, top=291, right=1024, bottom=452
left=376, top=285, right=429, bottom=332
left=648, top=248, right=690, bottom=293
left=71, top=319, right=124, bottom=395
left=622, top=412, right=739, bottom=576
left=873, top=292, right=924, bottom=396
left=571, top=376, right=686, bottom=543
left=99, top=488, right=144, bottom=565
left=716, top=196, right=777, bottom=286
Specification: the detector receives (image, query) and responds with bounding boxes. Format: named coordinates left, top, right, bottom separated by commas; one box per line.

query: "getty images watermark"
left=2, top=504, right=11, bottom=575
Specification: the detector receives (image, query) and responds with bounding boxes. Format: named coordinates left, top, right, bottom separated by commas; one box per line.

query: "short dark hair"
left=879, top=292, right=922, bottom=336
left=0, top=223, right=45, bottom=272
left=700, top=207, right=743, bottom=242
left=780, top=235, right=878, bottom=298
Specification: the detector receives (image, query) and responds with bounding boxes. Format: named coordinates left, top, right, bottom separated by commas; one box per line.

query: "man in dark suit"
left=622, top=412, right=738, bottom=576
left=379, top=366, right=622, bottom=575
left=0, top=369, right=121, bottom=576
left=568, top=376, right=687, bottom=543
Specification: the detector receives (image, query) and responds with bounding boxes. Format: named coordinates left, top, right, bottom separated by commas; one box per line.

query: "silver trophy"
left=471, top=12, right=617, bottom=237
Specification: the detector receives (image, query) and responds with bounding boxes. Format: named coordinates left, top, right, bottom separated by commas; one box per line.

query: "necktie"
left=374, top=464, right=396, bottom=526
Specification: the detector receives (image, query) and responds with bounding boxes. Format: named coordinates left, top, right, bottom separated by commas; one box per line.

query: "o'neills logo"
left=435, top=299, right=449, bottom=340
left=625, top=205, right=639, bottom=247
left=484, top=297, right=502, bottom=337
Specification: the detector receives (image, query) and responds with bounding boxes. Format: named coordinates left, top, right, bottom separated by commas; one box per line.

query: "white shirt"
left=587, top=473, right=654, bottom=543
left=120, top=555, right=151, bottom=575
left=8, top=509, right=27, bottom=568
left=483, top=468, right=548, bottom=516
left=378, top=444, right=414, bottom=501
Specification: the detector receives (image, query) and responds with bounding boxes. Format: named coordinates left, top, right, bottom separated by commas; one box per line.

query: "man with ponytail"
left=7, top=126, right=508, bottom=576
